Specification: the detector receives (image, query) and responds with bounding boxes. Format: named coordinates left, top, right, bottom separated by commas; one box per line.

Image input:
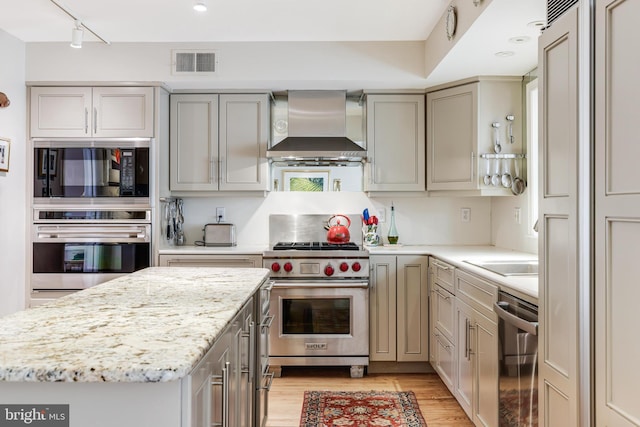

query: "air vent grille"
left=172, top=50, right=217, bottom=75
left=547, top=0, right=578, bottom=26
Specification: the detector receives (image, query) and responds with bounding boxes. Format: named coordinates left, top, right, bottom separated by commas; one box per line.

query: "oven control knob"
left=283, top=262, right=293, bottom=272
left=352, top=262, right=362, bottom=272
left=339, top=262, right=349, bottom=272
left=324, top=265, right=335, bottom=276
left=271, top=262, right=281, bottom=272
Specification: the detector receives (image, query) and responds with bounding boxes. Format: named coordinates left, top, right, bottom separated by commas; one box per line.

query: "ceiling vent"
left=172, top=50, right=217, bottom=75
left=546, top=0, right=578, bottom=27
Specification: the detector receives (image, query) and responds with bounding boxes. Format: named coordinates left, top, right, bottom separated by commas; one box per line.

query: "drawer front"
left=430, top=257, right=455, bottom=294
left=455, top=269, right=498, bottom=320
left=432, top=332, right=456, bottom=393
left=433, top=284, right=455, bottom=342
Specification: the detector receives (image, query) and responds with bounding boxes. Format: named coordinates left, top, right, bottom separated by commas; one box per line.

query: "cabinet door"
left=365, top=94, right=425, bottom=191
left=170, top=94, right=219, bottom=191
left=369, top=256, right=397, bottom=361
left=474, top=311, right=498, bottom=427
left=538, top=6, right=580, bottom=427
left=93, top=87, right=154, bottom=137
left=30, top=87, right=92, bottom=137
left=219, top=94, right=270, bottom=191
left=236, top=300, right=254, bottom=427
left=396, top=255, right=429, bottom=362
left=595, top=0, right=640, bottom=426
left=426, top=84, right=477, bottom=191
left=455, top=299, right=474, bottom=419
left=158, top=255, right=262, bottom=268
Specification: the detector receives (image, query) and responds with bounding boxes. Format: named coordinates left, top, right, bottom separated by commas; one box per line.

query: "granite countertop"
left=0, top=267, right=269, bottom=383
left=367, top=245, right=538, bottom=304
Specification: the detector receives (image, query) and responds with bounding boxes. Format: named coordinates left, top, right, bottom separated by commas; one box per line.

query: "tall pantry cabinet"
left=538, top=6, right=580, bottom=426
left=595, top=0, right=640, bottom=425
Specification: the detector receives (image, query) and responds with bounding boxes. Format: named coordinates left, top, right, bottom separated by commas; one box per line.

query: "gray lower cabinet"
left=158, top=254, right=262, bottom=268
left=369, top=255, right=429, bottom=363
left=428, top=258, right=499, bottom=427
left=186, top=297, right=254, bottom=427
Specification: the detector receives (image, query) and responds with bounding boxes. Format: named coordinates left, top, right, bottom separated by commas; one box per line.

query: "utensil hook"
left=492, top=122, right=502, bottom=153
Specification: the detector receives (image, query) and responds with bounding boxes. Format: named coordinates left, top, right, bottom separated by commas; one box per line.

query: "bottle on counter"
left=388, top=203, right=399, bottom=244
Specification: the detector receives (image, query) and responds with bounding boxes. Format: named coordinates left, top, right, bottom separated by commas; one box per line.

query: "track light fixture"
left=194, top=0, right=207, bottom=12
left=70, top=21, right=83, bottom=49
left=50, top=0, right=110, bottom=47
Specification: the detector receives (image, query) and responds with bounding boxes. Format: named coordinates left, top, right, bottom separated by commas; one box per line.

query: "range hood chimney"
left=266, top=90, right=366, bottom=164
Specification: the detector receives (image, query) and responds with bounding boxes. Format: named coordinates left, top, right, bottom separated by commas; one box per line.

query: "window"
left=526, top=78, right=539, bottom=236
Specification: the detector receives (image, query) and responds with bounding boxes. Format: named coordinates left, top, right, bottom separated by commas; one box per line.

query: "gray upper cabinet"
left=364, top=94, right=425, bottom=192
left=170, top=93, right=270, bottom=192
left=30, top=86, right=154, bottom=138
left=426, top=77, right=522, bottom=194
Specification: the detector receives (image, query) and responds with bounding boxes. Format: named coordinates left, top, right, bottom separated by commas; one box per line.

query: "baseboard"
left=367, top=361, right=436, bottom=374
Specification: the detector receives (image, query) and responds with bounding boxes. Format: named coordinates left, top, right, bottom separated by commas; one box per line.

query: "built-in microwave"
left=33, top=140, right=150, bottom=202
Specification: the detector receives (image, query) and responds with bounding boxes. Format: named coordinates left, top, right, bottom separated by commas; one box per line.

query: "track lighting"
left=193, top=0, right=207, bottom=12
left=70, top=21, right=83, bottom=49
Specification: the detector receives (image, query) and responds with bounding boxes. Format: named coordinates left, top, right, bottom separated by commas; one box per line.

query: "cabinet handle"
left=84, top=108, right=89, bottom=134
left=465, top=320, right=476, bottom=361
left=219, top=157, right=225, bottom=185
left=210, top=361, right=230, bottom=427
left=93, top=107, right=98, bottom=134
left=241, top=322, right=255, bottom=382
left=434, top=288, right=451, bottom=301
left=261, top=315, right=274, bottom=331
left=432, top=260, right=452, bottom=271
left=261, top=371, right=275, bottom=391
left=210, top=157, right=217, bottom=184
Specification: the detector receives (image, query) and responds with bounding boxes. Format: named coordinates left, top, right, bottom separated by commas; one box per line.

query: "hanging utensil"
left=491, top=158, right=501, bottom=186
left=511, top=157, right=527, bottom=195
left=501, top=158, right=513, bottom=188
left=483, top=158, right=492, bottom=186
left=506, top=114, right=515, bottom=144
left=492, top=122, right=502, bottom=153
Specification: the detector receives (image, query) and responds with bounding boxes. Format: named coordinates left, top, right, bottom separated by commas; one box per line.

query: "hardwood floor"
left=266, top=366, right=474, bottom=427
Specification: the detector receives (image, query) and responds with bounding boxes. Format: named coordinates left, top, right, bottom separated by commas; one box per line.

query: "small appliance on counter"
left=197, top=223, right=237, bottom=247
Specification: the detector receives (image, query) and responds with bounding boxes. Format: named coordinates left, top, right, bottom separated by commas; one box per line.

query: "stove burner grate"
left=273, top=241, right=360, bottom=251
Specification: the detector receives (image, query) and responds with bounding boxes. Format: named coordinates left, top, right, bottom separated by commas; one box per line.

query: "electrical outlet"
left=514, top=207, right=522, bottom=224
left=216, top=207, right=226, bottom=222
left=377, top=208, right=386, bottom=223
left=461, top=208, right=471, bottom=223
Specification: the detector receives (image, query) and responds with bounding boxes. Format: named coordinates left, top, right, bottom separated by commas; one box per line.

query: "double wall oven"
left=263, top=215, right=370, bottom=378
left=30, top=139, right=153, bottom=306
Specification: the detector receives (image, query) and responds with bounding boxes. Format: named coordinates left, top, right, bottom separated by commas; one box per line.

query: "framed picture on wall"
left=0, top=137, right=10, bottom=172
left=282, top=170, right=330, bottom=192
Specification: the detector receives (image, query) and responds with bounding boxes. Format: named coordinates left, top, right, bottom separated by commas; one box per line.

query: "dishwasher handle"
left=494, top=301, right=538, bottom=336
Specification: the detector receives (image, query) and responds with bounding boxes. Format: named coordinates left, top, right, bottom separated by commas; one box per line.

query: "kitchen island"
left=0, top=267, right=269, bottom=426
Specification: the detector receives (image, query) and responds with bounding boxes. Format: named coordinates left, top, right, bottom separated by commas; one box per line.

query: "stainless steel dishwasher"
left=494, top=291, right=538, bottom=427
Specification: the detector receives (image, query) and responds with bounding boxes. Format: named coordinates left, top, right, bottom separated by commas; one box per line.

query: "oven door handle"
left=271, top=281, right=369, bottom=289
left=494, top=301, right=538, bottom=335
left=35, top=225, right=150, bottom=242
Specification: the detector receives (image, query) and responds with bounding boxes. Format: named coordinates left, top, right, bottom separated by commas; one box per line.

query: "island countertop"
left=0, top=267, right=270, bottom=383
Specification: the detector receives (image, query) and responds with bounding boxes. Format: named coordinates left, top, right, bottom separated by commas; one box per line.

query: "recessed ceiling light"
left=193, top=0, right=207, bottom=12
left=509, top=36, right=531, bottom=44
left=527, top=20, right=546, bottom=30
left=495, top=51, right=515, bottom=58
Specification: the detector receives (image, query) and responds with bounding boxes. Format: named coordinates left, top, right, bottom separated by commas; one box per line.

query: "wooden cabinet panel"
left=30, top=86, right=154, bottom=138
left=369, top=256, right=397, bottom=361
left=365, top=94, right=425, bottom=192
left=596, top=1, right=640, bottom=425
left=397, top=256, right=429, bottom=362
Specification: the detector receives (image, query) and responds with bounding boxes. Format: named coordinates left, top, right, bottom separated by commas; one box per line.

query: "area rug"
left=300, top=390, right=427, bottom=426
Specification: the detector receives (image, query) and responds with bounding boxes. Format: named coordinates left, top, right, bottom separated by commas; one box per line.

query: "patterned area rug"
left=299, top=390, right=427, bottom=426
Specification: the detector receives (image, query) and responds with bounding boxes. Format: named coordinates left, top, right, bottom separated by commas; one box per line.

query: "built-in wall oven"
left=30, top=208, right=151, bottom=306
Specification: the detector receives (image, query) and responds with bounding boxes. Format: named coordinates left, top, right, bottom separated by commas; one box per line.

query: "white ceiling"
left=0, top=0, right=546, bottom=85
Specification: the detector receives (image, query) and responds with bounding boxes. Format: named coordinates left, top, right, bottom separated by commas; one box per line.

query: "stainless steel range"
left=263, top=214, right=369, bottom=378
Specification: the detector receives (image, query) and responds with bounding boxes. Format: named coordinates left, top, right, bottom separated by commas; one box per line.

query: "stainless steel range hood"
left=267, top=90, right=366, bottom=164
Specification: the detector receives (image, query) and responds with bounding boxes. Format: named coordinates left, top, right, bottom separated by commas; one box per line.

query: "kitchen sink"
left=464, top=260, right=539, bottom=277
